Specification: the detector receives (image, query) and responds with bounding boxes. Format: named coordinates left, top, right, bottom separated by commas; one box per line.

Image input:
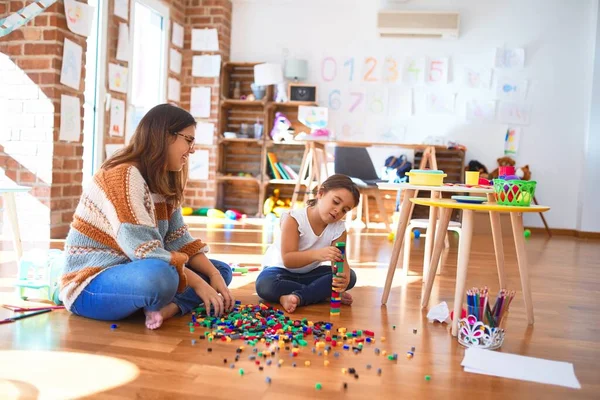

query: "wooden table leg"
left=381, top=188, right=416, bottom=305
left=421, top=207, right=452, bottom=308
left=510, top=212, right=535, bottom=325
left=487, top=193, right=506, bottom=289
left=291, top=145, right=310, bottom=206
left=422, top=191, right=440, bottom=283
left=452, top=209, right=474, bottom=337
left=4, top=192, right=24, bottom=262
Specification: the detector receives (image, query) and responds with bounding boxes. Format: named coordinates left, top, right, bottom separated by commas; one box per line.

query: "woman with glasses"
left=60, top=104, right=234, bottom=329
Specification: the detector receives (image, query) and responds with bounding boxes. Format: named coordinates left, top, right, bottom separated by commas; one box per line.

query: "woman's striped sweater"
left=59, top=164, right=208, bottom=311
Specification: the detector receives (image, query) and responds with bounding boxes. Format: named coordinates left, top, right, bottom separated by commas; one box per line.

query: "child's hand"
left=315, top=246, right=342, bottom=263
left=333, top=269, right=350, bottom=291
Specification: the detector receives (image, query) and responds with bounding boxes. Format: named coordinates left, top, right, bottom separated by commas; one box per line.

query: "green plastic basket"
left=493, top=179, right=537, bottom=206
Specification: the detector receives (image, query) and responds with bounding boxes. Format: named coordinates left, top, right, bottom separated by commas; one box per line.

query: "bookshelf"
left=217, top=62, right=310, bottom=216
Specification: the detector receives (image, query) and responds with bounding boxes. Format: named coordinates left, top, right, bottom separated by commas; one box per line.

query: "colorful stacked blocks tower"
left=330, top=242, right=346, bottom=316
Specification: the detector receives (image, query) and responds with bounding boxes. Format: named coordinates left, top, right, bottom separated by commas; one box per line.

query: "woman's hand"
left=314, top=246, right=342, bottom=263
left=192, top=279, right=225, bottom=316
left=209, top=273, right=234, bottom=312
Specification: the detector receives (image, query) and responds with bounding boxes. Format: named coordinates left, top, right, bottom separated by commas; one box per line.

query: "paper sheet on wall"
left=190, top=87, right=211, bottom=118
left=64, top=0, right=95, bottom=37
left=298, top=106, right=328, bottom=129
left=462, top=348, right=580, bottom=389
left=427, top=58, right=449, bottom=84
left=495, top=48, right=525, bottom=68
left=169, top=48, right=182, bottom=74
left=387, top=87, right=413, bottom=117
left=426, top=91, right=455, bottom=114
left=116, top=22, right=130, bottom=62
left=366, top=88, right=388, bottom=116
left=108, top=63, right=128, bottom=93
left=59, top=95, right=81, bottom=142
left=167, top=78, right=180, bottom=102
left=109, top=98, right=125, bottom=136
left=404, top=58, right=425, bottom=84
left=196, top=122, right=215, bottom=145
left=466, top=99, right=496, bottom=121
left=463, top=67, right=492, bottom=89
left=60, top=38, right=82, bottom=90
left=172, top=22, right=183, bottom=48
left=192, top=55, right=221, bottom=77
left=188, top=150, right=209, bottom=180
left=504, top=127, right=521, bottom=155
left=114, top=0, right=129, bottom=20
left=105, top=144, right=124, bottom=159
left=191, top=28, right=219, bottom=51
left=498, top=101, right=531, bottom=125
left=496, top=78, right=528, bottom=100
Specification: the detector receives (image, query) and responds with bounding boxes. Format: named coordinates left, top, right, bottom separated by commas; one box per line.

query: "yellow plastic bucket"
left=405, top=170, right=447, bottom=186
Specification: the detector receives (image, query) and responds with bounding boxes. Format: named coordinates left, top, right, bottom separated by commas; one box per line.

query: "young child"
left=60, top=104, right=234, bottom=330
left=256, top=174, right=360, bottom=313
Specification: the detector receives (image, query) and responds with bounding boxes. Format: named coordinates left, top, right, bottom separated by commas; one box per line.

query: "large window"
left=127, top=0, right=170, bottom=142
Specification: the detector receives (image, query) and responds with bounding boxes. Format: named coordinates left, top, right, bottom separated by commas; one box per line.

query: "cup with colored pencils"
left=457, top=287, right=514, bottom=350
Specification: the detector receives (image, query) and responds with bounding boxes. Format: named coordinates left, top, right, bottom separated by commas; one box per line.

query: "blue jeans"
left=255, top=266, right=357, bottom=306
left=70, top=258, right=232, bottom=321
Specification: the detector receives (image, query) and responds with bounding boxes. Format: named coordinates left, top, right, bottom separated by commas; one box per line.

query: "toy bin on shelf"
left=493, top=179, right=537, bottom=206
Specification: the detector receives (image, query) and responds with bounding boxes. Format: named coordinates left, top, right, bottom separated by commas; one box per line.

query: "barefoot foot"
left=144, top=310, right=164, bottom=330
left=144, top=303, right=179, bottom=330
left=341, top=292, right=353, bottom=305
left=279, top=294, right=300, bottom=313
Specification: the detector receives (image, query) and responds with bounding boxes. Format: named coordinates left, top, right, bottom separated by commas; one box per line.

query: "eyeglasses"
left=175, top=132, right=195, bottom=150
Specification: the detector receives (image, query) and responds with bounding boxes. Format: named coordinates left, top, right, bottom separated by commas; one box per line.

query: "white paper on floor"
left=461, top=347, right=581, bottom=389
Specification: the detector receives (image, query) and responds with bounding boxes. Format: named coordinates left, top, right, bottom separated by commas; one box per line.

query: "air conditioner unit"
left=377, top=10, right=460, bottom=39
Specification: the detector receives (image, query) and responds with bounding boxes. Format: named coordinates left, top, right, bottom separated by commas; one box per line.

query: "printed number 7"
left=349, top=92, right=364, bottom=113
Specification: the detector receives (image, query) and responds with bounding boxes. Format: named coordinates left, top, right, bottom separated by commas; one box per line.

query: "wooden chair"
left=334, top=147, right=391, bottom=231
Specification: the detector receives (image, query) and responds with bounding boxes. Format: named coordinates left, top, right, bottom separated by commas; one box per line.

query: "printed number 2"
left=363, top=57, right=378, bottom=82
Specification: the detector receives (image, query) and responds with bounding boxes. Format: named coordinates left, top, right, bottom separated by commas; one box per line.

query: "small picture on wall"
left=288, top=84, right=317, bottom=103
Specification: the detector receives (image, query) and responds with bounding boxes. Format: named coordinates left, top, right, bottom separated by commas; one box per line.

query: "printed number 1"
left=343, top=57, right=354, bottom=82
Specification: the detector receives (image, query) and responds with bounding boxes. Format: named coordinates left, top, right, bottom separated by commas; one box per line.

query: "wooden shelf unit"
left=217, top=62, right=317, bottom=216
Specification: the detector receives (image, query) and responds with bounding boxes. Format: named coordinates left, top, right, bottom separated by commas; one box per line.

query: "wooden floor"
left=0, top=216, right=599, bottom=399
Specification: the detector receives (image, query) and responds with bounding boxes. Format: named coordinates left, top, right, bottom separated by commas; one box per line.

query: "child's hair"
left=102, top=104, right=196, bottom=204
left=306, top=174, right=360, bottom=208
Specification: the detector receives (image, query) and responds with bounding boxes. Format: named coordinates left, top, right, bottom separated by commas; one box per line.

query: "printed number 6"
left=329, top=90, right=341, bottom=110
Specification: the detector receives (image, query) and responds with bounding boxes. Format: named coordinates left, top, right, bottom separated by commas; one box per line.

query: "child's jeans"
left=255, top=265, right=357, bottom=306
left=70, top=258, right=232, bottom=320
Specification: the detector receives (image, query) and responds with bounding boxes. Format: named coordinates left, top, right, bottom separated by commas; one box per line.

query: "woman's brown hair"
left=306, top=174, right=360, bottom=208
left=102, top=103, right=196, bottom=204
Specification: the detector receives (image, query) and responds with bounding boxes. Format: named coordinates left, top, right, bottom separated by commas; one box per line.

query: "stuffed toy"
left=489, top=156, right=516, bottom=179
left=466, top=160, right=489, bottom=179
left=270, top=112, right=295, bottom=142
left=516, top=165, right=531, bottom=180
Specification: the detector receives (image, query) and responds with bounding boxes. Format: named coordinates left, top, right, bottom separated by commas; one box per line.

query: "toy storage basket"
left=493, top=179, right=537, bottom=206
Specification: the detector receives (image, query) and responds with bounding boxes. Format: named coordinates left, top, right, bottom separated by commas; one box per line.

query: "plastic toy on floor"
left=15, top=249, right=64, bottom=304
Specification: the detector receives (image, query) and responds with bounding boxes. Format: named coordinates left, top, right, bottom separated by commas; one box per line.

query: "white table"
left=377, top=183, right=506, bottom=306
left=1, top=184, right=31, bottom=262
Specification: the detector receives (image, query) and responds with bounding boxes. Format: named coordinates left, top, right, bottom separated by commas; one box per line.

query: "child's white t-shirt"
left=262, top=207, right=346, bottom=274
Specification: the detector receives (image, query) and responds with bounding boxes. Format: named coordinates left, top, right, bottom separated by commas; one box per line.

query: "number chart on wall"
left=314, top=49, right=530, bottom=144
